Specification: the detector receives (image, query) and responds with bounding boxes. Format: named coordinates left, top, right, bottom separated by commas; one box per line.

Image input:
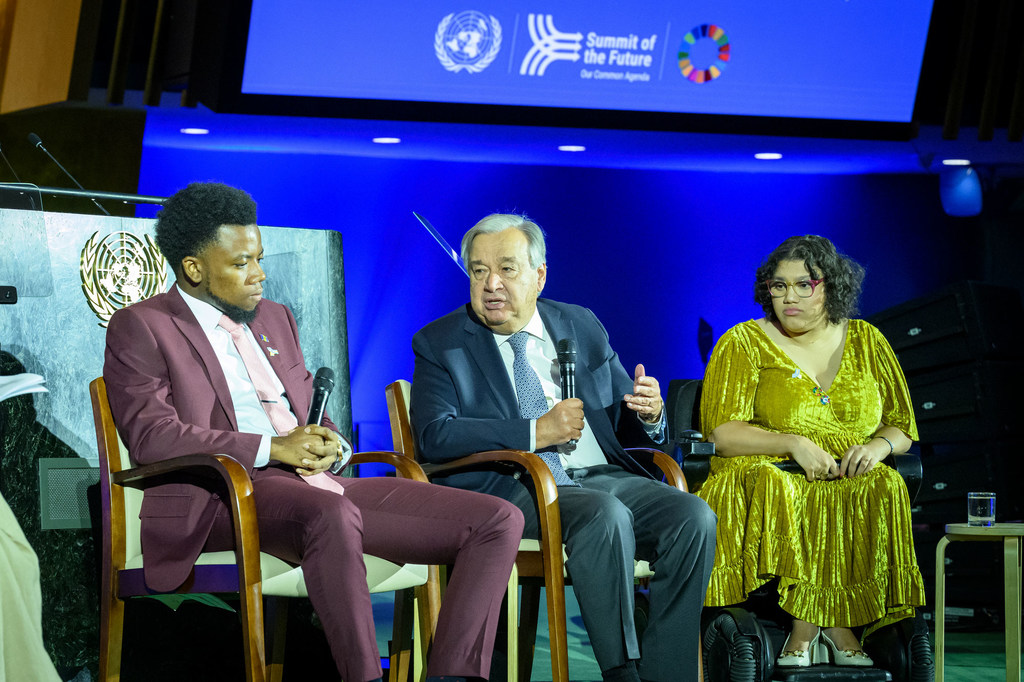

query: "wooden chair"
left=90, top=377, right=439, bottom=682
left=385, top=379, right=692, bottom=682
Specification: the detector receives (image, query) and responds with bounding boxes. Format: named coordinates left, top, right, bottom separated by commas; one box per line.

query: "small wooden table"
left=935, top=522, right=1023, bottom=682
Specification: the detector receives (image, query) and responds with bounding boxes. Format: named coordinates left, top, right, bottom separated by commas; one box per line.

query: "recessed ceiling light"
left=754, top=152, right=783, bottom=160
left=179, top=127, right=209, bottom=135
left=372, top=137, right=402, bottom=144
left=558, top=145, right=586, bottom=152
left=941, top=158, right=971, bottom=166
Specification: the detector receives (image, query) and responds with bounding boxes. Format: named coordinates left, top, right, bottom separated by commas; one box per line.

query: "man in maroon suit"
left=103, top=182, right=523, bottom=682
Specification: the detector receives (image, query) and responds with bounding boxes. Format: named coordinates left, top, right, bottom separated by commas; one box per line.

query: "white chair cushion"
left=124, top=551, right=428, bottom=597
left=517, top=539, right=653, bottom=578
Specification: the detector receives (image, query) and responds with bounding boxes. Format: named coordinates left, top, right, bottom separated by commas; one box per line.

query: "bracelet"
left=874, top=435, right=894, bottom=455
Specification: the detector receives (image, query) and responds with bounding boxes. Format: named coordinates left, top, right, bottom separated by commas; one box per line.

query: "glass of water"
left=967, top=492, right=996, bottom=527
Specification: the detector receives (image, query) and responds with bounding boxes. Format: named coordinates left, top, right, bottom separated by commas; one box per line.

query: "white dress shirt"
left=178, top=285, right=290, bottom=467
left=493, top=309, right=663, bottom=471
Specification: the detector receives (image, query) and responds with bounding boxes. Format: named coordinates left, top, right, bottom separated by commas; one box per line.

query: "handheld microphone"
left=305, top=367, right=353, bottom=475
left=556, top=338, right=577, bottom=446
left=305, top=367, right=335, bottom=427
left=27, top=132, right=110, bottom=216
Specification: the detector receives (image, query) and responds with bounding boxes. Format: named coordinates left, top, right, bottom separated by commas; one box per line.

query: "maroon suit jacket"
left=103, top=286, right=334, bottom=591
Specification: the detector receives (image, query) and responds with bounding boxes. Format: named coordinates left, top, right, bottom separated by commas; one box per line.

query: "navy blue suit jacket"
left=411, top=298, right=656, bottom=499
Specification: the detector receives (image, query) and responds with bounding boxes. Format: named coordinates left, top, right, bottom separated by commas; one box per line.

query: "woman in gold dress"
left=698, top=235, right=925, bottom=668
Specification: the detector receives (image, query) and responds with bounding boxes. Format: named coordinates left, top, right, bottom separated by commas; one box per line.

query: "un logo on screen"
left=435, top=11, right=501, bottom=73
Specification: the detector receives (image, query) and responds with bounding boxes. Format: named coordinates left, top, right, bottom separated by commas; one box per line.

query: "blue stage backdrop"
left=136, top=133, right=968, bottom=453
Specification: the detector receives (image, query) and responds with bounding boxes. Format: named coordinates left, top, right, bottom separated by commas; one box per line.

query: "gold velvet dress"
left=698, top=319, right=925, bottom=628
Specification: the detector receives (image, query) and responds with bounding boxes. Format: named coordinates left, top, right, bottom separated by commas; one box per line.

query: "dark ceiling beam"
left=1008, top=20, right=1024, bottom=142
left=143, top=0, right=168, bottom=106
left=978, top=0, right=1012, bottom=141
left=943, top=0, right=978, bottom=140
left=106, top=0, right=138, bottom=105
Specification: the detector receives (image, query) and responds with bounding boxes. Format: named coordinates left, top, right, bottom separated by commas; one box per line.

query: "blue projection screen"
left=242, top=0, right=934, bottom=123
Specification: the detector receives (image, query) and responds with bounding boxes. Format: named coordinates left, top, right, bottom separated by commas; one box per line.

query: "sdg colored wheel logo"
left=678, top=24, right=730, bottom=83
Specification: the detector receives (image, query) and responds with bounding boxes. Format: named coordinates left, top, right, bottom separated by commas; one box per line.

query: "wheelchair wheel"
left=702, top=607, right=774, bottom=682
left=862, top=611, right=935, bottom=682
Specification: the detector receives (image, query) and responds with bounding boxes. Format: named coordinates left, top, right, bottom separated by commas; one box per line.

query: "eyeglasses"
left=765, top=278, right=824, bottom=298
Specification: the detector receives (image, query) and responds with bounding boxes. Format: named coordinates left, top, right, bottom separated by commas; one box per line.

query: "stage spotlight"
left=939, top=166, right=982, bottom=217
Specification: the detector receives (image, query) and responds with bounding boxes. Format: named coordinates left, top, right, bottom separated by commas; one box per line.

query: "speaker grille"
left=38, top=459, right=98, bottom=530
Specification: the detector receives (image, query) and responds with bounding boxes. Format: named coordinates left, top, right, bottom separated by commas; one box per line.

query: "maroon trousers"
left=205, top=469, right=523, bottom=682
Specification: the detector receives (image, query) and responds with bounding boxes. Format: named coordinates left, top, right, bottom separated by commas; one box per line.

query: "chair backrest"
left=386, top=380, right=418, bottom=459
left=90, top=377, right=143, bottom=565
left=665, top=378, right=705, bottom=442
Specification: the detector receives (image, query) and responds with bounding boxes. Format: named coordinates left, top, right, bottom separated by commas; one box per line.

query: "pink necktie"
left=218, top=315, right=345, bottom=495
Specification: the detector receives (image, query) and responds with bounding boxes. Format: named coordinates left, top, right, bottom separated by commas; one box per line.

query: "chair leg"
left=390, top=588, right=416, bottom=682
left=238, top=583, right=268, bottom=682
left=697, top=637, right=704, bottom=682
left=506, top=564, right=518, bottom=682
left=264, top=597, right=288, bottom=682
left=99, top=590, right=125, bottom=681
left=545, top=581, right=569, bottom=682
left=518, top=582, right=540, bottom=682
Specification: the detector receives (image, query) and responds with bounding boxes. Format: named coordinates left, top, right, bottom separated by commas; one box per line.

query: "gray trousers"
left=507, top=464, right=717, bottom=682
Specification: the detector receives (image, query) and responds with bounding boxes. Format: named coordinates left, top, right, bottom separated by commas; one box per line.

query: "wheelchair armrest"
left=677, top=450, right=923, bottom=501
left=673, top=441, right=716, bottom=493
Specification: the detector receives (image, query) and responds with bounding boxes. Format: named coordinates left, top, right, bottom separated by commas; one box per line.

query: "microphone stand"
left=0, top=183, right=166, bottom=206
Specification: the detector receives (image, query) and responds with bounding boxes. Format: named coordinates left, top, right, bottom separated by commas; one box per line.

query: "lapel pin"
left=259, top=333, right=270, bottom=342
left=267, top=347, right=279, bottom=356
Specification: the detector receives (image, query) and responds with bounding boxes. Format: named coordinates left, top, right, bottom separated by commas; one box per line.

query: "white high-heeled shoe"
left=819, top=631, right=874, bottom=666
left=776, top=630, right=821, bottom=668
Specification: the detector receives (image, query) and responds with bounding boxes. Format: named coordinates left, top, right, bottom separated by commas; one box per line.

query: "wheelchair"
left=660, top=379, right=935, bottom=682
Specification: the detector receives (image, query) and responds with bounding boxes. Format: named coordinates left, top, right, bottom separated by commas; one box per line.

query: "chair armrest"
left=112, top=454, right=260, bottom=590
left=421, top=449, right=560, bottom=511
left=625, top=447, right=689, bottom=492
left=350, top=450, right=430, bottom=482
left=421, top=450, right=564, bottom=585
left=113, top=454, right=254, bottom=496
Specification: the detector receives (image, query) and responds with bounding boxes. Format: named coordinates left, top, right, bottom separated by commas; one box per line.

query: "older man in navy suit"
left=103, top=183, right=523, bottom=682
left=411, top=213, right=716, bottom=682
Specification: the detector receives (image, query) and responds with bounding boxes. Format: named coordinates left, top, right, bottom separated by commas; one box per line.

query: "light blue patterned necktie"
left=509, top=331, right=579, bottom=487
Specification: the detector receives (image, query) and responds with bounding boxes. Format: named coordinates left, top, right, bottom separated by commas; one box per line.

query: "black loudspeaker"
left=701, top=607, right=774, bottom=682
left=862, top=612, right=935, bottom=682
left=911, top=441, right=1022, bottom=524
left=907, top=361, right=1024, bottom=443
left=867, top=280, right=1024, bottom=374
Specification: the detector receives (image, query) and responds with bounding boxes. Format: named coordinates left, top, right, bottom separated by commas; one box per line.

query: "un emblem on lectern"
left=80, top=231, right=168, bottom=327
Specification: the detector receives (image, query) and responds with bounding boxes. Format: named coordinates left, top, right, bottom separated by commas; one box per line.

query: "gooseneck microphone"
left=27, top=132, right=110, bottom=215
left=0, top=141, right=22, bottom=181
left=556, top=338, right=577, bottom=446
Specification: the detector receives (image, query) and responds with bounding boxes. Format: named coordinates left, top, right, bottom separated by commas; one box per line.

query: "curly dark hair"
left=155, top=182, right=257, bottom=274
left=753, top=235, right=865, bottom=324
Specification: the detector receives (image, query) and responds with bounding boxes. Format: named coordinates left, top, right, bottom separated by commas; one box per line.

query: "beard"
left=206, top=287, right=259, bottom=325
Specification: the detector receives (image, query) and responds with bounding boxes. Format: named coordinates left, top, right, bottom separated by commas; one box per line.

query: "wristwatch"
left=329, top=435, right=353, bottom=475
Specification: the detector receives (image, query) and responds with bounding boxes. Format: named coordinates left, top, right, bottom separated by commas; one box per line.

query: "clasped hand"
left=270, top=425, right=339, bottom=476
left=788, top=435, right=839, bottom=482
left=790, top=435, right=885, bottom=481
